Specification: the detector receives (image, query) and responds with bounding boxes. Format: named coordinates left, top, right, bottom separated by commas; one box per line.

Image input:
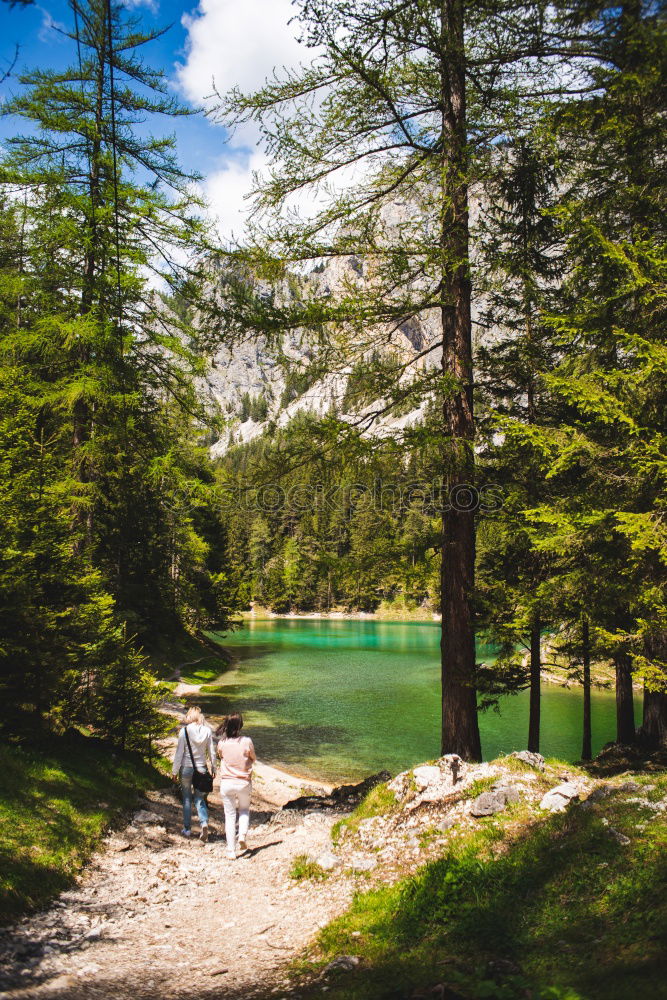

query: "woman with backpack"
left=217, top=712, right=256, bottom=860
left=172, top=706, right=216, bottom=841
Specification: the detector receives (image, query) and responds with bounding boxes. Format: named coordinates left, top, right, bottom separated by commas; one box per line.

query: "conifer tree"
left=505, top=0, right=666, bottom=747
left=0, top=0, right=234, bottom=738
left=209, top=0, right=598, bottom=760
left=477, top=132, right=562, bottom=752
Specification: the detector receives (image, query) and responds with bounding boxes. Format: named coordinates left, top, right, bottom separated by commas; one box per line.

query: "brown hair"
left=220, top=713, right=244, bottom=739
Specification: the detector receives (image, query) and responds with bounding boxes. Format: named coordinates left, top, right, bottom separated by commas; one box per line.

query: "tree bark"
left=640, top=688, right=667, bottom=748
left=614, top=650, right=635, bottom=744
left=581, top=617, right=592, bottom=761
left=439, top=0, right=481, bottom=761
left=638, top=632, right=667, bottom=748
left=528, top=618, right=541, bottom=753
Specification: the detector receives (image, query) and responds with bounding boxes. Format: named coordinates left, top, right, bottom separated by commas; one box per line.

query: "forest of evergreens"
left=0, top=0, right=665, bottom=765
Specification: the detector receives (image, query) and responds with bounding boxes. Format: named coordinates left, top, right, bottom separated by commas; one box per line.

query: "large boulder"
left=391, top=754, right=466, bottom=804
left=413, top=765, right=442, bottom=790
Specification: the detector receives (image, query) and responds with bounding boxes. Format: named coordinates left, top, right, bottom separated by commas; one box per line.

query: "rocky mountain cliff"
left=197, top=200, right=488, bottom=458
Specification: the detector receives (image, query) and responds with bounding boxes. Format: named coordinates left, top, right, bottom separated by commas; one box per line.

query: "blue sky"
left=0, top=0, right=307, bottom=238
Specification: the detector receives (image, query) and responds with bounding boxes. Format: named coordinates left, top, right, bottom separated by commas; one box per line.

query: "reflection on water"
left=200, top=618, right=621, bottom=783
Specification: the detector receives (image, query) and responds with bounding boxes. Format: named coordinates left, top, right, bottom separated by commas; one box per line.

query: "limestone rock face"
left=539, top=782, right=580, bottom=812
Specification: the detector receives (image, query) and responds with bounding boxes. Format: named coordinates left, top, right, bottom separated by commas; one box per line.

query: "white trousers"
left=219, top=778, right=251, bottom=854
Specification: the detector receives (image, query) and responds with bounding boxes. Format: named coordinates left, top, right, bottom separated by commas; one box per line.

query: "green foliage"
left=0, top=0, right=238, bottom=747
left=0, top=735, right=168, bottom=922
left=289, top=854, right=329, bottom=882
left=308, top=772, right=667, bottom=1000
left=217, top=421, right=440, bottom=614
left=332, top=781, right=397, bottom=844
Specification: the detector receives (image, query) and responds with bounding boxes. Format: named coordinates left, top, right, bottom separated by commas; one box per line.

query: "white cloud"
left=176, top=0, right=307, bottom=111
left=177, top=0, right=313, bottom=242
left=202, top=147, right=268, bottom=244
left=37, top=6, right=67, bottom=43
left=120, top=0, right=160, bottom=12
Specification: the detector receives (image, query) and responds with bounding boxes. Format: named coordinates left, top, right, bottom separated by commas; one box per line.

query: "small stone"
left=617, top=781, right=641, bottom=794
left=608, top=828, right=631, bottom=846
left=437, top=814, right=457, bottom=831
left=132, top=810, right=164, bottom=826
left=470, top=790, right=509, bottom=817
left=316, top=851, right=340, bottom=871
left=539, top=782, right=580, bottom=812
left=323, top=955, right=360, bottom=976
left=44, top=975, right=77, bottom=990
left=493, top=783, right=521, bottom=804
left=587, top=786, right=612, bottom=803
left=108, top=838, right=131, bottom=853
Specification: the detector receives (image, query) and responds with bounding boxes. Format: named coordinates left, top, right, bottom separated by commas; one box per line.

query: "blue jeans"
left=179, top=767, right=209, bottom=831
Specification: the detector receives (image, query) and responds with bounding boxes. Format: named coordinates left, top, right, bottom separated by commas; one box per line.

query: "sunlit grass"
left=299, top=769, right=667, bottom=1000
left=0, top=737, right=167, bottom=922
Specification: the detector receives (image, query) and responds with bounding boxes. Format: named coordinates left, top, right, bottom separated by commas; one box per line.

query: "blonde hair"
left=184, top=706, right=204, bottom=726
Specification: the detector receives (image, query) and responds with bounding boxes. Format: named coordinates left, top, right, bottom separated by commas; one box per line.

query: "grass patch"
left=417, top=826, right=441, bottom=848
left=303, top=770, right=667, bottom=1000
left=332, top=782, right=397, bottom=845
left=462, top=775, right=498, bottom=799
left=0, top=733, right=168, bottom=923
left=144, top=628, right=234, bottom=683
left=177, top=657, right=228, bottom=686
left=290, top=854, right=329, bottom=882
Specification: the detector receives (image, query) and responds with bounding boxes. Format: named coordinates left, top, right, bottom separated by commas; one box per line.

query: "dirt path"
left=0, top=776, right=352, bottom=1000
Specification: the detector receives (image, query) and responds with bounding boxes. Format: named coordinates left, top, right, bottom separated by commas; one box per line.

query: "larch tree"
left=209, top=0, right=599, bottom=759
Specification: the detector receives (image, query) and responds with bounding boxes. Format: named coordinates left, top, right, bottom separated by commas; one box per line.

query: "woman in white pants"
left=217, top=712, right=255, bottom=860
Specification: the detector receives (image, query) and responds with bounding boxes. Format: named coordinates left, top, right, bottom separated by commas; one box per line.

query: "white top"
left=217, top=735, right=256, bottom=782
left=172, top=723, right=216, bottom=775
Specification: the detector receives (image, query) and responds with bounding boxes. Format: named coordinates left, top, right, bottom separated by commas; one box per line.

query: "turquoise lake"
left=204, top=618, right=621, bottom=783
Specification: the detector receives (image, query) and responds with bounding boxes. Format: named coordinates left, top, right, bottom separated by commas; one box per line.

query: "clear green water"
left=203, top=618, right=621, bottom=783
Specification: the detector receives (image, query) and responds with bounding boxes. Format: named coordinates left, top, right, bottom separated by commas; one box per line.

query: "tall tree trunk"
left=528, top=617, right=541, bottom=753
left=581, top=617, right=592, bottom=761
left=638, top=632, right=667, bottom=748
left=72, top=9, right=107, bottom=552
left=641, top=689, right=667, bottom=748
left=439, top=0, right=481, bottom=761
left=614, top=649, right=635, bottom=744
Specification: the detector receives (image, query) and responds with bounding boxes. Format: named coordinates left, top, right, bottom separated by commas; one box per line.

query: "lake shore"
left=242, top=604, right=439, bottom=623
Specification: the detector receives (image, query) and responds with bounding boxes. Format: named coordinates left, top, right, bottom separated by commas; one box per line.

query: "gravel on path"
left=0, top=778, right=352, bottom=1000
